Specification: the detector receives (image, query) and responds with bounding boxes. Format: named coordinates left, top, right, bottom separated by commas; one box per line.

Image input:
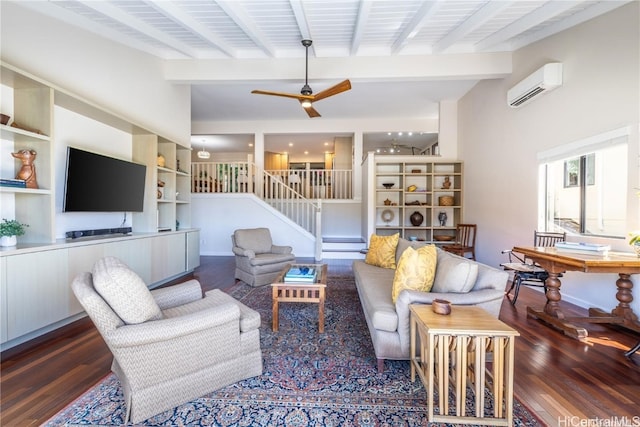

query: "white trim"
left=537, top=126, right=630, bottom=163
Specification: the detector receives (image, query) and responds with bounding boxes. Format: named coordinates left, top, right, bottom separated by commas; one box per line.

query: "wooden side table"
left=271, top=264, right=328, bottom=333
left=410, top=305, right=519, bottom=426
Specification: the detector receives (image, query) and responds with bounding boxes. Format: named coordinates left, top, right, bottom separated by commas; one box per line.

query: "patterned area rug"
left=45, top=274, right=540, bottom=426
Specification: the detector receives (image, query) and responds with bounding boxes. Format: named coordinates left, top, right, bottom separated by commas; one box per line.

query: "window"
left=539, top=128, right=629, bottom=238
left=563, top=154, right=594, bottom=188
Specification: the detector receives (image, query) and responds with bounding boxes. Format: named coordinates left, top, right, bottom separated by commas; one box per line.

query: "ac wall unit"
left=507, top=63, right=563, bottom=108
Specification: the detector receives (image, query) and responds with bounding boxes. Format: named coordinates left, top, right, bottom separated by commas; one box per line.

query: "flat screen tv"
left=63, top=147, right=147, bottom=212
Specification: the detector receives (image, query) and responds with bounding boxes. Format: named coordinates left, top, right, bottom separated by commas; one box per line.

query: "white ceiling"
left=20, top=0, right=629, bottom=155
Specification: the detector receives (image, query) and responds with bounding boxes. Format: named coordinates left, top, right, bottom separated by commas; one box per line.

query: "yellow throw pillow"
left=391, top=245, right=437, bottom=303
left=365, top=233, right=400, bottom=269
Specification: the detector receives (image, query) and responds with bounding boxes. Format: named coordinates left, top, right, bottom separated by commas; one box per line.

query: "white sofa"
left=353, top=238, right=508, bottom=372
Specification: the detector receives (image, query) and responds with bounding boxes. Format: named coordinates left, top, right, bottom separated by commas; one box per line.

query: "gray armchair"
left=232, top=227, right=296, bottom=287
left=71, top=256, right=262, bottom=424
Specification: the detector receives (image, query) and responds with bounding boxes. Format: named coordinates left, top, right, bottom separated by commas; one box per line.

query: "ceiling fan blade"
left=311, top=79, right=352, bottom=102
left=301, top=102, right=321, bottom=118
left=251, top=89, right=313, bottom=101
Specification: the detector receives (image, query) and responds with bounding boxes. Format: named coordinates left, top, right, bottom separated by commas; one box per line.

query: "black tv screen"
left=63, top=147, right=146, bottom=212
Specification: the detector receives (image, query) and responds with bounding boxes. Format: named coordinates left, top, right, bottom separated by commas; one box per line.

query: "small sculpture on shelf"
left=442, top=176, right=451, bottom=189
left=438, top=211, right=447, bottom=227
left=11, top=149, right=38, bottom=189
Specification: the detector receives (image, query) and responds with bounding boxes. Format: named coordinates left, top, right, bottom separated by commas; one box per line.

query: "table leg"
left=410, top=314, right=416, bottom=382
left=318, top=287, right=325, bottom=333
left=543, top=272, right=564, bottom=319
left=588, top=273, right=640, bottom=333
left=272, top=287, right=279, bottom=332
left=527, top=271, right=588, bottom=340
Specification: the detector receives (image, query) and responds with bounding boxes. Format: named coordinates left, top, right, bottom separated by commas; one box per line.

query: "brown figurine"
left=442, top=176, right=451, bottom=189
left=11, top=149, right=38, bottom=189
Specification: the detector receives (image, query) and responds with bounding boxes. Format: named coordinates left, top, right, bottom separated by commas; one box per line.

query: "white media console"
left=0, top=229, right=200, bottom=351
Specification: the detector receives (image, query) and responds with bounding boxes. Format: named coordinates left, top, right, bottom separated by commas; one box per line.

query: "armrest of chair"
left=233, top=247, right=255, bottom=258
left=271, top=245, right=293, bottom=254
left=106, top=303, right=240, bottom=348
left=501, top=249, right=525, bottom=263
left=151, top=279, right=203, bottom=310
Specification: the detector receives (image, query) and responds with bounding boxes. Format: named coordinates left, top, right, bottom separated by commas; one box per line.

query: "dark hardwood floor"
left=1, top=256, right=639, bottom=426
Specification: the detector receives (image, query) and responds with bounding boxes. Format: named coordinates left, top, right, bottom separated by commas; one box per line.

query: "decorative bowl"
left=407, top=184, right=417, bottom=192
left=432, top=299, right=451, bottom=315
left=382, top=182, right=394, bottom=189
left=433, top=235, right=455, bottom=241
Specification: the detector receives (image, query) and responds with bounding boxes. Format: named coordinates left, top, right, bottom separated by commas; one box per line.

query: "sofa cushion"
left=365, top=233, right=399, bottom=269
left=395, top=238, right=428, bottom=265
left=234, top=228, right=273, bottom=254
left=432, top=250, right=479, bottom=293
left=391, top=245, right=437, bottom=303
left=92, top=256, right=163, bottom=324
left=353, top=261, right=398, bottom=332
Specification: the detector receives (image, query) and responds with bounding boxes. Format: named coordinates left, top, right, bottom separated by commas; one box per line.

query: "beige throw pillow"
left=432, top=253, right=479, bottom=293
left=391, top=245, right=438, bottom=303
left=92, top=256, right=163, bottom=324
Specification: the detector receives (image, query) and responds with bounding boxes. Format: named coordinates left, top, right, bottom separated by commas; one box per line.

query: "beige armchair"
left=71, top=256, right=262, bottom=424
left=232, top=227, right=296, bottom=287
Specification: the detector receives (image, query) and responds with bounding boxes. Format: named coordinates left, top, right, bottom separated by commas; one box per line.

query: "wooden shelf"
left=367, top=154, right=463, bottom=244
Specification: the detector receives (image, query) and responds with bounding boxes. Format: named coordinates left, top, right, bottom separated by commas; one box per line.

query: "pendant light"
left=197, top=142, right=210, bottom=159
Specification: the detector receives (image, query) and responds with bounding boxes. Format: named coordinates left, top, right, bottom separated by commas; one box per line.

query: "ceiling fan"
left=251, top=39, right=351, bottom=118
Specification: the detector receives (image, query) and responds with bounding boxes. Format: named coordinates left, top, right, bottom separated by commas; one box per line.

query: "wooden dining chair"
left=443, top=224, right=477, bottom=260
left=501, top=230, right=566, bottom=305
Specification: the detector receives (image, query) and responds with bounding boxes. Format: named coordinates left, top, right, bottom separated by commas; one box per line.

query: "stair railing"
left=192, top=162, right=322, bottom=259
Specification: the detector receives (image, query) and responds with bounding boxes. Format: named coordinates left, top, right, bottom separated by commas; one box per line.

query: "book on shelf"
left=0, top=178, right=27, bottom=188
left=554, top=242, right=611, bottom=253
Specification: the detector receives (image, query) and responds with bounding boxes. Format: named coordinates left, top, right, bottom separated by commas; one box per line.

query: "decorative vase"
left=410, top=211, right=424, bottom=226
left=633, top=243, right=640, bottom=258
left=1, top=236, right=17, bottom=247
left=438, top=211, right=447, bottom=226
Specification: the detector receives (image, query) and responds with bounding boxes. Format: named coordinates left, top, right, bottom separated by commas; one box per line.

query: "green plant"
left=0, top=218, right=28, bottom=237
left=630, top=232, right=640, bottom=246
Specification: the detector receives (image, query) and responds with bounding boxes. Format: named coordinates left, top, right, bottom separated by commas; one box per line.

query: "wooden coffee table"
left=271, top=263, right=328, bottom=333
left=410, top=305, right=519, bottom=426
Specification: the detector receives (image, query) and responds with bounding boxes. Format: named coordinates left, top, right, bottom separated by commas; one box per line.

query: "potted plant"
left=630, top=231, right=640, bottom=257
left=0, top=218, right=28, bottom=247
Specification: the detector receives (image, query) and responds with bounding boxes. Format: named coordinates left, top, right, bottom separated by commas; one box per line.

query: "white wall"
left=192, top=193, right=315, bottom=256
left=0, top=2, right=191, bottom=145
left=458, top=2, right=639, bottom=313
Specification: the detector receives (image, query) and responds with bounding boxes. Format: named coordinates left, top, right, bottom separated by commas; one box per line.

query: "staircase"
left=321, top=237, right=367, bottom=260
left=192, top=161, right=366, bottom=260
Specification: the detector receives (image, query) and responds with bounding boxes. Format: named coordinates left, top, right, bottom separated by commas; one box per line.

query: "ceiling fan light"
left=301, top=99, right=312, bottom=108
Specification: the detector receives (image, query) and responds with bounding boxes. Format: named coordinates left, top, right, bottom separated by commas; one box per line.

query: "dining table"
left=512, top=246, right=640, bottom=340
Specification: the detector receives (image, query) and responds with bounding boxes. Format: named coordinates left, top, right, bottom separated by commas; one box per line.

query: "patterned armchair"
left=232, top=227, right=296, bottom=287
left=71, top=256, right=262, bottom=424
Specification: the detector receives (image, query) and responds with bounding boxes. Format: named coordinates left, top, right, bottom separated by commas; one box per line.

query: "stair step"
left=321, top=237, right=366, bottom=259
left=322, top=237, right=366, bottom=252
left=323, top=237, right=366, bottom=244
left=321, top=250, right=365, bottom=260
